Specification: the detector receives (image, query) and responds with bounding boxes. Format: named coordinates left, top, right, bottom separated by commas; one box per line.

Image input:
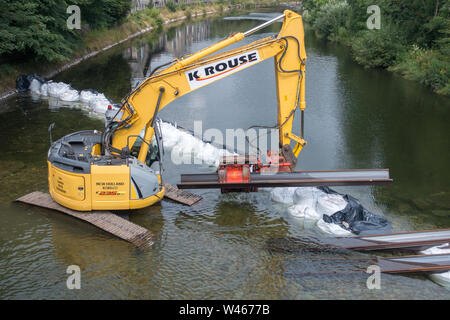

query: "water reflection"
left=123, top=21, right=212, bottom=88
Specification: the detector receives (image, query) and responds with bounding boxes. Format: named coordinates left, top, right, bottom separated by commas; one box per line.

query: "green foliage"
left=129, top=7, right=161, bottom=29
left=0, top=64, right=17, bottom=75
left=303, top=0, right=450, bottom=94
left=243, top=1, right=256, bottom=9
left=73, top=0, right=132, bottom=29
left=154, top=15, right=164, bottom=30
left=0, top=0, right=133, bottom=63
left=313, top=0, right=351, bottom=39
left=390, top=46, right=449, bottom=94
left=185, top=9, right=192, bottom=20
left=0, top=0, right=75, bottom=62
left=149, top=8, right=160, bottom=19
left=352, top=24, right=405, bottom=68
left=166, top=0, right=177, bottom=12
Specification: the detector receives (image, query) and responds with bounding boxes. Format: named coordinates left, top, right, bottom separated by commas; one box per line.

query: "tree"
left=0, top=0, right=75, bottom=61
left=73, top=0, right=132, bottom=29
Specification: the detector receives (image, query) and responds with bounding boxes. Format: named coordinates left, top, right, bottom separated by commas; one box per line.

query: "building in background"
left=131, top=0, right=151, bottom=12
left=136, top=1, right=215, bottom=10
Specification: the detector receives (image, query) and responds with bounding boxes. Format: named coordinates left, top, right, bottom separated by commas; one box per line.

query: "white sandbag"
left=59, top=89, right=79, bottom=102
left=218, top=148, right=235, bottom=157
left=288, top=188, right=321, bottom=219
left=47, top=82, right=71, bottom=98
left=30, top=92, right=41, bottom=102
left=29, top=79, right=41, bottom=94
left=287, top=187, right=353, bottom=235
left=196, top=143, right=219, bottom=166
left=92, top=101, right=110, bottom=114
left=288, top=202, right=321, bottom=220
left=160, top=122, right=181, bottom=149
left=429, top=272, right=450, bottom=287
left=288, top=187, right=347, bottom=221
left=316, top=193, right=348, bottom=216
left=79, top=90, right=98, bottom=103
left=47, top=97, right=61, bottom=110
left=171, top=133, right=198, bottom=163
left=317, top=218, right=353, bottom=236
left=270, top=187, right=298, bottom=204
left=420, top=244, right=450, bottom=287
left=293, top=187, right=325, bottom=204
left=40, top=82, right=48, bottom=96
left=421, top=243, right=450, bottom=255
left=89, top=94, right=110, bottom=114
left=160, top=121, right=234, bottom=167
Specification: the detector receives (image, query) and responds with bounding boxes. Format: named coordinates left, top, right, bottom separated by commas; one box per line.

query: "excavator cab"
left=132, top=127, right=163, bottom=170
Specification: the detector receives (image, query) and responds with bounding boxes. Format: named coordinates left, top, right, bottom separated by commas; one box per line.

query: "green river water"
left=0, top=10, right=449, bottom=299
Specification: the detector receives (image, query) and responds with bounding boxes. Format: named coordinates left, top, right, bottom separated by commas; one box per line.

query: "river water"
left=0, top=11, right=449, bottom=299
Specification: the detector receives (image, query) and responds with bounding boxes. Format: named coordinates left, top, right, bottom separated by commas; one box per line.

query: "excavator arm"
left=108, top=10, right=307, bottom=164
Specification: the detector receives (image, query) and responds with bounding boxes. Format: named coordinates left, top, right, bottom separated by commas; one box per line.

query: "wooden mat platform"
left=16, top=191, right=154, bottom=248
left=163, top=183, right=202, bottom=206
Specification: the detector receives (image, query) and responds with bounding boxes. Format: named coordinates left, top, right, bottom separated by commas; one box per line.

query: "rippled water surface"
left=0, top=11, right=449, bottom=299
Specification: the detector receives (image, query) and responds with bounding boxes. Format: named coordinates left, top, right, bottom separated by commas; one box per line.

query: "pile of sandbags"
left=159, top=120, right=235, bottom=167
left=270, top=186, right=391, bottom=236
left=18, top=74, right=112, bottom=110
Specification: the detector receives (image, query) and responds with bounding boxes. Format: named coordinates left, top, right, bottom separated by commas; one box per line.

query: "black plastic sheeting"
left=16, top=74, right=45, bottom=92
left=319, top=186, right=392, bottom=236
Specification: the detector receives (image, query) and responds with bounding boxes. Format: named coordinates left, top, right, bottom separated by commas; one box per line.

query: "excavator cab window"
left=130, top=136, right=160, bottom=168
left=145, top=137, right=160, bottom=167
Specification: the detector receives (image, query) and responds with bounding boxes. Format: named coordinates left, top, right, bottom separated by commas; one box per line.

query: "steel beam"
left=177, top=169, right=392, bottom=189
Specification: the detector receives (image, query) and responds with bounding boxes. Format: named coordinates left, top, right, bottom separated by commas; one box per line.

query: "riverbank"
left=300, top=0, right=449, bottom=96
left=0, top=1, right=296, bottom=101
left=0, top=4, right=220, bottom=99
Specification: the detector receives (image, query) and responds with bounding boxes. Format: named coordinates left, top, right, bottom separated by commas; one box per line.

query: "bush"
left=153, top=15, right=164, bottom=30
left=313, top=0, right=351, bottom=39
left=166, top=1, right=177, bottom=12
left=0, top=0, right=75, bottom=62
left=391, top=45, right=449, bottom=93
left=149, top=8, right=160, bottom=19
left=351, top=24, right=405, bottom=68
left=185, top=9, right=192, bottom=20
left=76, top=0, right=132, bottom=29
left=244, top=1, right=255, bottom=9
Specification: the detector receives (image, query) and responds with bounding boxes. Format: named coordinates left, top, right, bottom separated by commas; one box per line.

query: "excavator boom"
left=110, top=11, right=307, bottom=162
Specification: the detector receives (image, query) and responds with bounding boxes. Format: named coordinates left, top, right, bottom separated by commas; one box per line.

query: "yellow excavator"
left=47, top=10, right=392, bottom=211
